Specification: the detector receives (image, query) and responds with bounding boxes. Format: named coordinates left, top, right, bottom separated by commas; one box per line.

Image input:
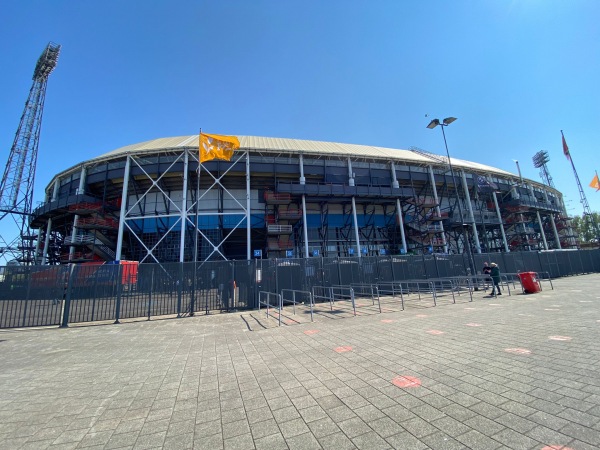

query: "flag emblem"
left=199, top=132, right=240, bottom=163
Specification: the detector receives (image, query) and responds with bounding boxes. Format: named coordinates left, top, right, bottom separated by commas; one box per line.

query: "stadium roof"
left=91, top=134, right=514, bottom=177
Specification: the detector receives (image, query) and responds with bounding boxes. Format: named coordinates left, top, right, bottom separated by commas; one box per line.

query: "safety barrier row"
left=256, top=270, right=555, bottom=326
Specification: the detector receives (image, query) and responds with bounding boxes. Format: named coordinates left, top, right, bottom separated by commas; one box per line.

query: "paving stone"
left=419, top=431, right=467, bottom=450
left=285, top=431, right=322, bottom=450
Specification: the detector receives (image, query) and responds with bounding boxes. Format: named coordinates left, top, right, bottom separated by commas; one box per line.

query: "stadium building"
left=29, top=135, right=577, bottom=265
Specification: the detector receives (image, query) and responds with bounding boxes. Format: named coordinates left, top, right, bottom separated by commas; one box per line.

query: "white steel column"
left=115, top=155, right=131, bottom=261
left=299, top=153, right=306, bottom=185
left=390, top=162, right=399, bottom=188
left=300, top=154, right=309, bottom=258
left=392, top=162, right=407, bottom=253
left=544, top=191, right=561, bottom=249
left=348, top=157, right=360, bottom=256
left=302, top=195, right=309, bottom=258
left=246, top=151, right=251, bottom=260
left=179, top=150, right=189, bottom=262
left=41, top=180, right=60, bottom=264
left=351, top=196, right=361, bottom=258
left=536, top=210, right=549, bottom=250
left=460, top=170, right=481, bottom=253
left=69, top=166, right=87, bottom=259
left=428, top=166, right=448, bottom=253
left=396, top=198, right=407, bottom=254
left=550, top=214, right=561, bottom=249
left=492, top=191, right=509, bottom=252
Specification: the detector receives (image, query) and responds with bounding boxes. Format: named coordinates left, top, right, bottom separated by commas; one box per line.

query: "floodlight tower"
left=532, top=150, right=555, bottom=188
left=0, top=42, right=61, bottom=264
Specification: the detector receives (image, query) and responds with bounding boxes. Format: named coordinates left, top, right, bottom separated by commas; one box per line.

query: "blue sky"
left=1, top=0, right=599, bottom=243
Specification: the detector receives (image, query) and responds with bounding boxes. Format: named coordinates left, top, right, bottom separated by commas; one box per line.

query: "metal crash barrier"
left=312, top=285, right=356, bottom=316
left=258, top=291, right=282, bottom=326
left=280, top=289, right=314, bottom=322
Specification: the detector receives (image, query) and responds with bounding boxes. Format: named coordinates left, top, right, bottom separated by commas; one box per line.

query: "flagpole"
left=561, top=130, right=600, bottom=243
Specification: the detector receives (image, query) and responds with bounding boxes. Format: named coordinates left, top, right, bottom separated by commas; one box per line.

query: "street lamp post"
left=426, top=117, right=476, bottom=276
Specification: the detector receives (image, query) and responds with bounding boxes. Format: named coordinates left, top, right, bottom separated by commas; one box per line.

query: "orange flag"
left=199, top=132, right=240, bottom=163
left=590, top=173, right=600, bottom=191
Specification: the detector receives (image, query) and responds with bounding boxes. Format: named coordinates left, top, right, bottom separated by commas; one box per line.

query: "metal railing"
left=0, top=249, right=597, bottom=328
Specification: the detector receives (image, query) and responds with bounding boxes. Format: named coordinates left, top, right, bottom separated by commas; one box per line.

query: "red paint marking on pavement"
left=548, top=336, right=572, bottom=341
left=426, top=330, right=444, bottom=335
left=303, top=329, right=319, bottom=335
left=381, top=319, right=395, bottom=323
left=334, top=346, right=353, bottom=353
left=415, top=314, right=428, bottom=318
left=392, top=375, right=422, bottom=388
left=466, top=323, right=482, bottom=327
left=541, top=446, right=574, bottom=450
left=505, top=348, right=531, bottom=355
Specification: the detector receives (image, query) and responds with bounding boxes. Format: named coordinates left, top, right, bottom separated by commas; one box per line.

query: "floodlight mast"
left=0, top=42, right=61, bottom=264
left=532, top=150, right=555, bottom=188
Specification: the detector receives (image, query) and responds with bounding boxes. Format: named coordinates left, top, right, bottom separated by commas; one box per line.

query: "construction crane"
left=0, top=42, right=61, bottom=264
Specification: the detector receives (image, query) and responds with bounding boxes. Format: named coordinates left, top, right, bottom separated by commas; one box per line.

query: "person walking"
left=490, top=262, right=501, bottom=296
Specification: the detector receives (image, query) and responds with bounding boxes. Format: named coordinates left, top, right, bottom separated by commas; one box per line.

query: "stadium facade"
left=29, top=135, right=577, bottom=265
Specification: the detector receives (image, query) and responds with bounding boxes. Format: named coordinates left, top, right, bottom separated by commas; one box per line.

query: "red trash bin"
left=518, top=272, right=541, bottom=294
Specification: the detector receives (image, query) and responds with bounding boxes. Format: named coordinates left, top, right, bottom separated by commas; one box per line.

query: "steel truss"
left=116, top=149, right=251, bottom=266
left=0, top=43, right=60, bottom=264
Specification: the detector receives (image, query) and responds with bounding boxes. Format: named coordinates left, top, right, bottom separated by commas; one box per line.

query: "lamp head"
left=426, top=119, right=440, bottom=129
left=442, top=117, right=457, bottom=125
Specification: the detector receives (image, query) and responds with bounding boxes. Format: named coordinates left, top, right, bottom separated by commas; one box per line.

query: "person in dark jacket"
left=482, top=262, right=491, bottom=276
left=490, top=262, right=501, bottom=295
left=482, top=262, right=492, bottom=291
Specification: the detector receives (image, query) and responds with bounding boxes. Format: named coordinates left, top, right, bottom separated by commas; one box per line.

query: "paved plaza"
left=1, top=273, right=599, bottom=450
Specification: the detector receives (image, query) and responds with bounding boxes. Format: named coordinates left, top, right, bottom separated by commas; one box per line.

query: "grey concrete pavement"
left=1, top=273, right=599, bottom=450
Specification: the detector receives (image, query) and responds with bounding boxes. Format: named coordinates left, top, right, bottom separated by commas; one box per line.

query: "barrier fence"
left=0, top=249, right=598, bottom=328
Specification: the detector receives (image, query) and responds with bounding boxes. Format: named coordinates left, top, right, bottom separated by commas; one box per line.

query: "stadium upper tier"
left=50, top=134, right=521, bottom=184
left=31, top=133, right=575, bottom=264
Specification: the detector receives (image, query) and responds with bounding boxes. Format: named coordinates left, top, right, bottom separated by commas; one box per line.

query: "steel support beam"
left=492, top=191, right=509, bottom=252
left=428, top=165, right=448, bottom=253
left=179, top=150, right=189, bottom=262
left=115, top=155, right=131, bottom=261
left=461, top=170, right=481, bottom=253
